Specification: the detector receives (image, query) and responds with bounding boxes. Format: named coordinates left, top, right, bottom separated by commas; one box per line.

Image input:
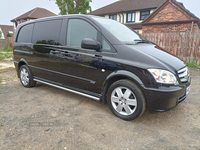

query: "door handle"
left=95, top=54, right=102, bottom=58
left=51, top=50, right=60, bottom=54
left=61, top=51, right=69, bottom=55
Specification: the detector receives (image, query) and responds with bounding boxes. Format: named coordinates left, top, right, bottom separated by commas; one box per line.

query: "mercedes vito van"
left=13, top=15, right=191, bottom=121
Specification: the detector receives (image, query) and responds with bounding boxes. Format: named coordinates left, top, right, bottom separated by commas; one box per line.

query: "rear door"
left=29, top=19, right=63, bottom=83
left=14, top=23, right=34, bottom=67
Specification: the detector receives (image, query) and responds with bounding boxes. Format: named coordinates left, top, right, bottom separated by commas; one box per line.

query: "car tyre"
left=107, top=79, right=146, bottom=121
left=19, top=65, right=36, bottom=88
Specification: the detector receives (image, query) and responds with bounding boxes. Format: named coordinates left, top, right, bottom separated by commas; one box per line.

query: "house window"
left=109, top=15, right=117, bottom=21
left=140, top=10, right=150, bottom=20
left=127, top=12, right=135, bottom=23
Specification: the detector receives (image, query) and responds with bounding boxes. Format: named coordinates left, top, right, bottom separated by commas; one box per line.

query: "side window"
left=32, top=20, right=62, bottom=45
left=17, top=24, right=34, bottom=43
left=67, top=19, right=98, bottom=47
left=102, top=37, right=116, bottom=53
left=102, top=39, right=111, bottom=51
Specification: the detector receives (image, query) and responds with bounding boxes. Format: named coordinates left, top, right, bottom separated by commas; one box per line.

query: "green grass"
left=0, top=48, right=13, bottom=60
left=187, top=62, right=200, bottom=69
left=1, top=48, right=13, bottom=52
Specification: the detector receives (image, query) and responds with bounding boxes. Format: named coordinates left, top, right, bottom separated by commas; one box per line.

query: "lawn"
left=0, top=48, right=13, bottom=60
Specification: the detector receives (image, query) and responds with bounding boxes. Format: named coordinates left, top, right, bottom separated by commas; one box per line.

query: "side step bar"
left=33, top=78, right=100, bottom=101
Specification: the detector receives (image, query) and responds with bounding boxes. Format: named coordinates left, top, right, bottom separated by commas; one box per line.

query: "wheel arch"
left=101, top=70, right=145, bottom=104
left=17, top=59, right=29, bottom=77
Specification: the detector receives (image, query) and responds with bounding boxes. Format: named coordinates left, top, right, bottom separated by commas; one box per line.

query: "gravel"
left=0, top=67, right=200, bottom=150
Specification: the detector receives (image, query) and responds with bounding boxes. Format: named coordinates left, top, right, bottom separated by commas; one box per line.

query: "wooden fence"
left=142, top=32, right=200, bottom=65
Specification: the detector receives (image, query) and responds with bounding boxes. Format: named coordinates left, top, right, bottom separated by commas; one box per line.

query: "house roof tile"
left=126, top=23, right=142, bottom=29
left=89, top=0, right=167, bottom=16
left=0, top=25, right=14, bottom=37
left=11, top=7, right=57, bottom=22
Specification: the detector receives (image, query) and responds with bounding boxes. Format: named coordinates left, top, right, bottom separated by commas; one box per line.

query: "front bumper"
left=144, top=82, right=191, bottom=111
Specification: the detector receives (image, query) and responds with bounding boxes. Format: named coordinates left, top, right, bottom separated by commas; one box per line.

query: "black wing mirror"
left=81, top=38, right=101, bottom=51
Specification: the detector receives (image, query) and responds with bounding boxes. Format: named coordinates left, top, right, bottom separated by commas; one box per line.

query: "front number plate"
left=186, top=85, right=190, bottom=96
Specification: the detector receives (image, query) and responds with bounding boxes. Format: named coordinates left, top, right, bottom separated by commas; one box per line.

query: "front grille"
left=178, top=94, right=187, bottom=103
left=178, top=67, right=190, bottom=83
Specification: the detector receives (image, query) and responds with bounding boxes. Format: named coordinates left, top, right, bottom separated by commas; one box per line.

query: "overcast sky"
left=0, top=0, right=200, bottom=25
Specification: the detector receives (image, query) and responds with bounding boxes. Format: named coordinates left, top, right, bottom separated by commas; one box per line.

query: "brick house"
left=89, top=0, right=166, bottom=34
left=142, top=0, right=200, bottom=33
left=142, top=0, right=200, bottom=65
left=11, top=7, right=57, bottom=30
left=0, top=25, right=14, bottom=49
left=90, top=0, right=200, bottom=64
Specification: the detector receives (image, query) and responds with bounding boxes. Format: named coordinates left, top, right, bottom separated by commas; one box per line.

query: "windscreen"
left=93, top=17, right=143, bottom=43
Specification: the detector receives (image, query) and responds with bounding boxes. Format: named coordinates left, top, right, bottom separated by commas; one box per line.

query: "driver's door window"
left=67, top=19, right=98, bottom=47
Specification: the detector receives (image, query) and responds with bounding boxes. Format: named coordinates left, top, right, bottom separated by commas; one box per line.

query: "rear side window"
left=32, top=19, right=62, bottom=45
left=17, top=24, right=34, bottom=43
left=67, top=19, right=97, bottom=47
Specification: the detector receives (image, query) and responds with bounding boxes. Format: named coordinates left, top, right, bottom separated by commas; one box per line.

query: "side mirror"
left=81, top=38, right=101, bottom=51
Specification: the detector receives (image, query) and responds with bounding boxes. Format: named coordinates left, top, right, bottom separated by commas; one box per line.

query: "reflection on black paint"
left=50, top=50, right=60, bottom=57
left=21, top=45, right=33, bottom=51
left=35, top=40, right=60, bottom=45
left=90, top=60, right=124, bottom=70
left=33, top=40, right=61, bottom=56
left=60, top=52, right=79, bottom=61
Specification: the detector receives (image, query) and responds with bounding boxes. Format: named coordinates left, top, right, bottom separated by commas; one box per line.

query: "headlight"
left=148, top=69, right=178, bottom=85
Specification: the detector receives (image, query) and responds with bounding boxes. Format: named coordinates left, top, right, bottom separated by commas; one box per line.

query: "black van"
left=13, top=15, right=191, bottom=121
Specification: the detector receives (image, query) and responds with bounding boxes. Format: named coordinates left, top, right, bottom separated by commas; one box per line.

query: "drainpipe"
left=190, top=21, right=194, bottom=34
left=15, top=19, right=18, bottom=28
left=118, top=14, right=121, bottom=23
left=121, top=9, right=124, bottom=24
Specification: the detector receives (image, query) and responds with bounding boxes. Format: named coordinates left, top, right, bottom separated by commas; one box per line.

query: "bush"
left=7, top=32, right=12, bottom=37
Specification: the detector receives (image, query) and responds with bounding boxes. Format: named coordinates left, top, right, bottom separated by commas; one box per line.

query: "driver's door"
left=58, top=18, right=103, bottom=94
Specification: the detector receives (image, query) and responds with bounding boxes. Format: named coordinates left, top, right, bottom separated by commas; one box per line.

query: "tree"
left=53, top=0, right=92, bottom=15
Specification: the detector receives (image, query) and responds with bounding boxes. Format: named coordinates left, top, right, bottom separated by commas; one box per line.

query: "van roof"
left=16, top=14, right=105, bottom=30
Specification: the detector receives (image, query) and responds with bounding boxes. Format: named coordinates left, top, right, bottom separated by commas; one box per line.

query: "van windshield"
left=93, top=17, right=145, bottom=43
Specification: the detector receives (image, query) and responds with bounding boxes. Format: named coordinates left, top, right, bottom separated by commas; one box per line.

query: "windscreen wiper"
left=134, top=39, right=155, bottom=45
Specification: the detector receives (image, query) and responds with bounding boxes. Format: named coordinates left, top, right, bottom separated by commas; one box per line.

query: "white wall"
left=150, top=9, right=156, bottom=14
left=0, top=27, right=5, bottom=39
left=135, top=11, right=141, bottom=23
left=134, top=29, right=142, bottom=34
left=105, top=15, right=109, bottom=19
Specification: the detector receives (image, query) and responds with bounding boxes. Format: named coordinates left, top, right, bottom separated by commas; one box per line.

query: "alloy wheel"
left=20, top=68, right=29, bottom=86
left=111, top=86, right=137, bottom=116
